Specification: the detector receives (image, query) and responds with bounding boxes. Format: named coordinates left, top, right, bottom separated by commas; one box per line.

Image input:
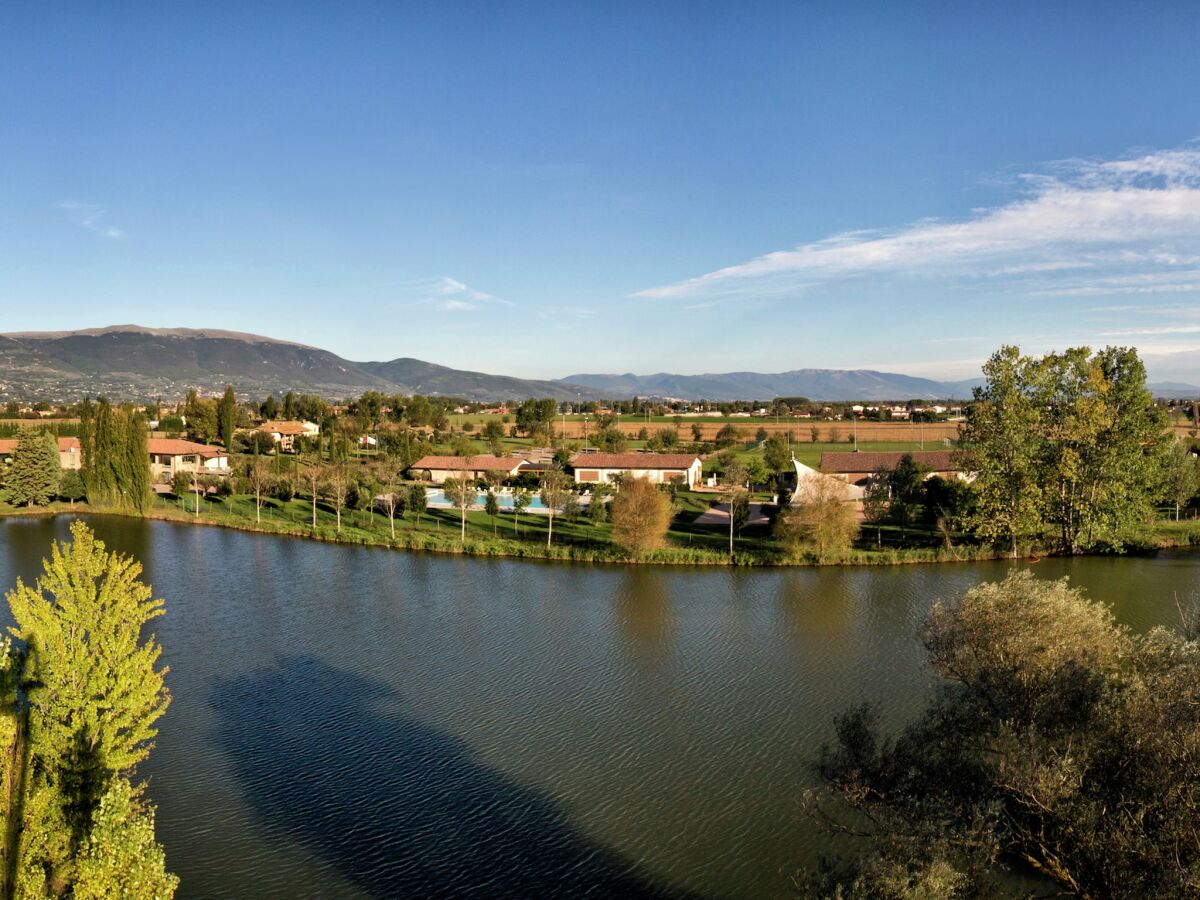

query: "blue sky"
left=2, top=2, right=1199, bottom=382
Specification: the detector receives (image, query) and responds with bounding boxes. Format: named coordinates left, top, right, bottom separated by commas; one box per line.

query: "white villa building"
left=569, top=452, right=703, bottom=489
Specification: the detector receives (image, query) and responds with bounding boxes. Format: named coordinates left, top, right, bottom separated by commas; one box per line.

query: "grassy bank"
left=4, top=495, right=1199, bottom=569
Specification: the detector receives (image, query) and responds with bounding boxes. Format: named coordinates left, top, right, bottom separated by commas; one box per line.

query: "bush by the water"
left=806, top=570, right=1200, bottom=898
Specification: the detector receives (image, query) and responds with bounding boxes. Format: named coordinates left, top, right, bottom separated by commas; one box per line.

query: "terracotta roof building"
left=0, top=436, right=82, bottom=471
left=148, top=438, right=230, bottom=481
left=255, top=420, right=320, bottom=452
left=408, top=454, right=528, bottom=484
left=568, top=452, right=703, bottom=489
left=819, top=450, right=964, bottom=488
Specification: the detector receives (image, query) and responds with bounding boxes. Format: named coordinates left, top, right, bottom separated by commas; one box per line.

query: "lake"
left=0, top=516, right=1195, bottom=898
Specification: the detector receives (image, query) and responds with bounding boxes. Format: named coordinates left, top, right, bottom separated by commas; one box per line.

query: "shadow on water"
left=211, top=656, right=707, bottom=899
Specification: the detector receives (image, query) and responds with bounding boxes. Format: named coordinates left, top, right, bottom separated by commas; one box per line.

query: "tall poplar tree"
left=123, top=407, right=151, bottom=514
left=218, top=384, right=236, bottom=449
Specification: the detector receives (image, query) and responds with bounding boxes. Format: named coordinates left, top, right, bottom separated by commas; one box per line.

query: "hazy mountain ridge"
left=562, top=369, right=980, bottom=401
left=0, top=327, right=594, bottom=402
left=356, top=358, right=593, bottom=402
left=0, top=326, right=1194, bottom=403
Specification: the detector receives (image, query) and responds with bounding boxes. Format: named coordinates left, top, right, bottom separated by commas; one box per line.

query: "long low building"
left=408, top=454, right=528, bottom=484
left=149, top=439, right=230, bottom=480
left=569, top=452, right=703, bottom=489
left=2, top=435, right=230, bottom=479
left=0, top=436, right=83, bottom=470
left=819, top=450, right=963, bottom=489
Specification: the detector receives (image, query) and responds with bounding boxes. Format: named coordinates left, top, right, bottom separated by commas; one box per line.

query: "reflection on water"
left=0, top=516, right=1194, bottom=898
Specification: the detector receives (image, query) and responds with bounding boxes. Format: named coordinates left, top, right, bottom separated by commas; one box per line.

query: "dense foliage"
left=78, top=399, right=151, bottom=513
left=3, top=428, right=61, bottom=507
left=807, top=570, right=1200, bottom=898
left=5, top=522, right=175, bottom=896
left=960, top=346, right=1168, bottom=554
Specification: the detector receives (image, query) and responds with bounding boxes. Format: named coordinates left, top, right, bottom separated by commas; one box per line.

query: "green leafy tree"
left=587, top=484, right=610, bottom=524
left=510, top=487, right=531, bottom=536
left=183, top=390, right=217, bottom=443
left=1162, top=438, right=1200, bottom=520
left=4, top=428, right=61, bottom=506
left=60, top=469, right=86, bottom=507
left=714, top=424, right=741, bottom=449
left=407, top=482, right=428, bottom=529
left=171, top=471, right=190, bottom=508
left=959, top=346, right=1051, bottom=556
left=762, top=433, right=791, bottom=475
left=7, top=523, right=173, bottom=893
left=73, top=778, right=178, bottom=898
left=484, top=489, right=500, bottom=536
left=123, top=408, right=151, bottom=514
left=962, top=345, right=1167, bottom=554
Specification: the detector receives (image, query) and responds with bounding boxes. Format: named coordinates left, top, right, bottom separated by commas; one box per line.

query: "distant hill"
left=1, top=325, right=1193, bottom=403
left=0, top=326, right=393, bottom=400
left=559, top=369, right=980, bottom=401
left=0, top=326, right=595, bottom=402
left=355, top=358, right=591, bottom=402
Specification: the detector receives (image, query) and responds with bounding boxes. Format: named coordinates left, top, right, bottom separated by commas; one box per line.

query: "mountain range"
left=0, top=325, right=1194, bottom=403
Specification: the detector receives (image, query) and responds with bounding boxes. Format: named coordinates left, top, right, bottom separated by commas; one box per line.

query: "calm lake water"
left=0, top=516, right=1196, bottom=898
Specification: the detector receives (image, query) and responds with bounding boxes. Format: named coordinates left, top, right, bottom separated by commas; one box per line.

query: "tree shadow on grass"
left=211, top=656, right=707, bottom=899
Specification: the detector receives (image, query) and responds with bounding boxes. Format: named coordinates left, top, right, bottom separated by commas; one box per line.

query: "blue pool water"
left=426, top=488, right=553, bottom=510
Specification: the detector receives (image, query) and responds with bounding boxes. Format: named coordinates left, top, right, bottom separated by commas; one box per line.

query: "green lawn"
left=149, top=486, right=769, bottom=560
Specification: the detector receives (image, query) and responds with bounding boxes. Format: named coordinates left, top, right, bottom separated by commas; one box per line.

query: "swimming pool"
left=425, top=488, right=557, bottom=511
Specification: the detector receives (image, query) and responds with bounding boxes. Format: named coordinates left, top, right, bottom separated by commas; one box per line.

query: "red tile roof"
left=0, top=437, right=80, bottom=454
left=569, top=452, right=700, bottom=470
left=409, top=455, right=526, bottom=472
left=819, top=450, right=961, bottom=474
left=257, top=420, right=314, bottom=436
left=148, top=438, right=228, bottom=459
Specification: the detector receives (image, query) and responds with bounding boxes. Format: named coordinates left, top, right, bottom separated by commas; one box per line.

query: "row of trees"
left=79, top=399, right=151, bottom=513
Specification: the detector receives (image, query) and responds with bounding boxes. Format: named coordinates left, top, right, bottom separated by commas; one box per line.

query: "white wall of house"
left=573, top=460, right=702, bottom=489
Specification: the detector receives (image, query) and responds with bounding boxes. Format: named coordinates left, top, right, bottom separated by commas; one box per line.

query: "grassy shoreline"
left=3, top=498, right=1198, bottom=569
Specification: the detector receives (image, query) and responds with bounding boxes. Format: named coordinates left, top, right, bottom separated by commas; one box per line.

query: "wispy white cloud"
left=634, top=144, right=1200, bottom=302
left=58, top=201, right=127, bottom=240
left=393, top=276, right=513, bottom=313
